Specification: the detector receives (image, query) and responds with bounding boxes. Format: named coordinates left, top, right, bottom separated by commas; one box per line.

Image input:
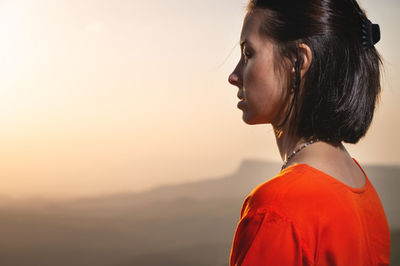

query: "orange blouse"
left=229, top=159, right=390, bottom=266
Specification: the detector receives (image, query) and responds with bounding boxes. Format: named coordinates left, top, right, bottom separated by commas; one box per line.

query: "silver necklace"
left=281, top=138, right=321, bottom=171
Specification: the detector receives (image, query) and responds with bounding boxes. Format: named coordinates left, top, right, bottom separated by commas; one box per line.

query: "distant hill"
left=363, top=164, right=400, bottom=229
left=0, top=160, right=398, bottom=266
left=66, top=159, right=280, bottom=207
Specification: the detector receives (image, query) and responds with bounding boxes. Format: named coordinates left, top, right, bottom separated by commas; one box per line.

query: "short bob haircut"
left=247, top=0, right=383, bottom=144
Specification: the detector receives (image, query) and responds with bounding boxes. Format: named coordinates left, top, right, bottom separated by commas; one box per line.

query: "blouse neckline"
left=283, top=158, right=370, bottom=194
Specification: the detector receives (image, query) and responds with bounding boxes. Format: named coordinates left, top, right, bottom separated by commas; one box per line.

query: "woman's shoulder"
left=240, top=164, right=341, bottom=218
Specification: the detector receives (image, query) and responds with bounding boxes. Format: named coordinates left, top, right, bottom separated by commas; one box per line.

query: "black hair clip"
left=359, top=12, right=380, bottom=50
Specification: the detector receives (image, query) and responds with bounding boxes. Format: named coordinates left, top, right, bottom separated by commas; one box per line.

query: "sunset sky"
left=0, top=0, right=399, bottom=199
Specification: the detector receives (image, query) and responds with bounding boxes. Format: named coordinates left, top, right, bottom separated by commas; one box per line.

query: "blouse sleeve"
left=230, top=208, right=312, bottom=266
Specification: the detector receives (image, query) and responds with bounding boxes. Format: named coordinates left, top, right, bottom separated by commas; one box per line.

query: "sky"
left=0, top=0, right=399, bottom=199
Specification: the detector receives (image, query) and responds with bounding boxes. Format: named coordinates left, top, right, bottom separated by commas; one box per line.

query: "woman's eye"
left=242, top=48, right=252, bottom=60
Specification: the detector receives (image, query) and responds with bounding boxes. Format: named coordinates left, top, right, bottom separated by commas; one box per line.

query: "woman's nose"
left=228, top=72, right=240, bottom=87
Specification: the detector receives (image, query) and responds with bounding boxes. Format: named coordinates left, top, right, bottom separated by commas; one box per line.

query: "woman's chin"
left=242, top=113, right=267, bottom=125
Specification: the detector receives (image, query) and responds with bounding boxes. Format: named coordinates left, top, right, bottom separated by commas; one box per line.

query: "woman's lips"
left=237, top=90, right=245, bottom=109
left=237, top=99, right=245, bottom=109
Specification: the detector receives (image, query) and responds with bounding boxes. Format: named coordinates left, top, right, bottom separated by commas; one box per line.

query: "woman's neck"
left=273, top=125, right=304, bottom=163
left=272, top=125, right=366, bottom=189
left=272, top=125, right=346, bottom=167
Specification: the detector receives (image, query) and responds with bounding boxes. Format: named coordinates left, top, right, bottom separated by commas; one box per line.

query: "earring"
left=290, top=72, right=296, bottom=93
left=274, top=128, right=283, bottom=139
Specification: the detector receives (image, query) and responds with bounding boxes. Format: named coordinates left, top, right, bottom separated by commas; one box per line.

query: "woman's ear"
left=298, top=43, right=312, bottom=78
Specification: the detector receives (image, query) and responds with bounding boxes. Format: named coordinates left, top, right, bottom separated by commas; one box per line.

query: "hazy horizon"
left=0, top=160, right=398, bottom=265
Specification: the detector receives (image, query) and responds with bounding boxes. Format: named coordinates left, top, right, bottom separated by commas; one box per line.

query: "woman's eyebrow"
left=240, top=39, right=248, bottom=49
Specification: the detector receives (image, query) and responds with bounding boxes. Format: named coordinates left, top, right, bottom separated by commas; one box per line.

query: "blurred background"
left=0, top=0, right=399, bottom=265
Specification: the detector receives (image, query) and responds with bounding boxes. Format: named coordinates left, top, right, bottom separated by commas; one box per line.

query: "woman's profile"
left=228, top=0, right=390, bottom=265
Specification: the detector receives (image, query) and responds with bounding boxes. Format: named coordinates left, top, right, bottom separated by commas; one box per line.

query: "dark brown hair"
left=247, top=0, right=383, bottom=143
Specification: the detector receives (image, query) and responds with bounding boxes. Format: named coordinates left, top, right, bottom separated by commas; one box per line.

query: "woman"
left=228, top=0, right=390, bottom=265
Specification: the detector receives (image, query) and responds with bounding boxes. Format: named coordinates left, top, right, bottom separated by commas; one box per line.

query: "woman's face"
left=228, top=10, right=289, bottom=125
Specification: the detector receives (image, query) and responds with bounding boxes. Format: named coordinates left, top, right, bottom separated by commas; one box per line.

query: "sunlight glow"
left=0, top=1, right=26, bottom=76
